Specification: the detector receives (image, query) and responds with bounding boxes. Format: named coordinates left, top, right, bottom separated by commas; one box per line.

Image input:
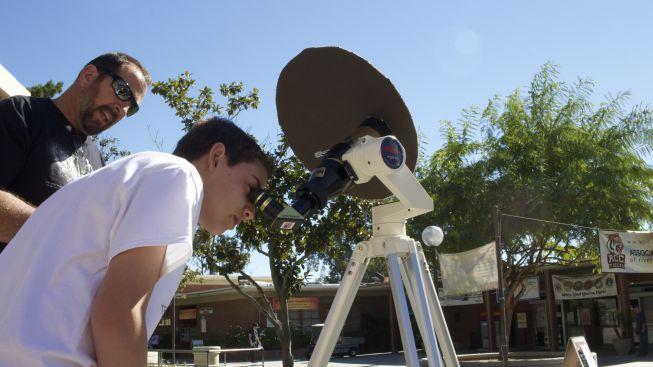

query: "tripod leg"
left=308, top=242, right=370, bottom=367
left=387, top=252, right=421, bottom=367
left=399, top=253, right=443, bottom=366
left=404, top=243, right=442, bottom=367
left=418, top=249, right=460, bottom=367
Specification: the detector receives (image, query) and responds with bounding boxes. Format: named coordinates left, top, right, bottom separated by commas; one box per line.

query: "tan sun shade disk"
left=276, top=47, right=418, bottom=200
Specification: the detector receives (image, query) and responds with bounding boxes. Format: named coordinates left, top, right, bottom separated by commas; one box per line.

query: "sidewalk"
left=598, top=353, right=653, bottom=366
left=257, top=351, right=653, bottom=367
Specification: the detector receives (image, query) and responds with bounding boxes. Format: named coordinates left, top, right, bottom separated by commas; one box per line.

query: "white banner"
left=440, top=241, right=498, bottom=296
left=552, top=273, right=617, bottom=300
left=599, top=230, right=653, bottom=273
left=515, top=276, right=540, bottom=300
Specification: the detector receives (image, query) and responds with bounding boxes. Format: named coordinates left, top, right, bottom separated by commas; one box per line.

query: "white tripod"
left=307, top=135, right=460, bottom=367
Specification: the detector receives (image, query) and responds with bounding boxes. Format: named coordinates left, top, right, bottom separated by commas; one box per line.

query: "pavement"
left=254, top=351, right=653, bottom=367
left=597, top=353, right=653, bottom=367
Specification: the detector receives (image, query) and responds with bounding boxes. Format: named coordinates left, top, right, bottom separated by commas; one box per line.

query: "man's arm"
left=0, top=190, right=35, bottom=243
left=0, top=97, right=33, bottom=244
left=91, top=245, right=166, bottom=367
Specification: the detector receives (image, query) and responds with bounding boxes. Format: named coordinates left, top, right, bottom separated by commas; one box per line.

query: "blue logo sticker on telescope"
left=380, top=137, right=404, bottom=169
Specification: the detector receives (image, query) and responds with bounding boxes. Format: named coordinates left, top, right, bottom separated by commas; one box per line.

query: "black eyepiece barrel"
left=249, top=188, right=284, bottom=222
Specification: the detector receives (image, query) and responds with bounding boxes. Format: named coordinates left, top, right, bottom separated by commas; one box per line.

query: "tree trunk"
left=278, top=298, right=295, bottom=367
left=269, top=244, right=295, bottom=367
left=503, top=282, right=518, bottom=350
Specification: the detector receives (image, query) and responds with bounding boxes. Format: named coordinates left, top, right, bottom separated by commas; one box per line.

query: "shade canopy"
left=276, top=47, right=418, bottom=199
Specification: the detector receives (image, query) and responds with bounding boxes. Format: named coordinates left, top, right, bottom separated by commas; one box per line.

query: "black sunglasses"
left=94, top=65, right=139, bottom=117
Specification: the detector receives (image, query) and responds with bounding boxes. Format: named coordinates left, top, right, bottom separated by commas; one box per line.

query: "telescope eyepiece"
left=249, top=188, right=284, bottom=222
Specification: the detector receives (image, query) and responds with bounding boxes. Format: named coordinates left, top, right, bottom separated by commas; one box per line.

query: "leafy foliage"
left=414, top=63, right=653, bottom=346
left=93, top=136, right=130, bottom=163
left=27, top=80, right=63, bottom=98
left=152, top=71, right=259, bottom=131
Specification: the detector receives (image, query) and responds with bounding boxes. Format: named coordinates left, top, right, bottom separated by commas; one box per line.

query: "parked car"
left=305, top=324, right=365, bottom=359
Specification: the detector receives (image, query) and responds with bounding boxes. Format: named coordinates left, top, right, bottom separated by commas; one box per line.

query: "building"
left=153, top=267, right=653, bottom=358
left=0, top=64, right=30, bottom=99
left=153, top=276, right=396, bottom=358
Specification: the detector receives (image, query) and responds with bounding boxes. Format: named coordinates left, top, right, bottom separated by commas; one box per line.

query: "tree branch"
left=281, top=252, right=310, bottom=291
left=256, top=246, right=270, bottom=257
left=223, top=274, right=280, bottom=328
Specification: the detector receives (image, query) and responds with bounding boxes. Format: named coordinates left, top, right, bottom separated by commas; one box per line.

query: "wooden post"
left=544, top=269, right=558, bottom=351
left=617, top=274, right=632, bottom=338
left=493, top=205, right=508, bottom=365
left=485, top=290, right=496, bottom=352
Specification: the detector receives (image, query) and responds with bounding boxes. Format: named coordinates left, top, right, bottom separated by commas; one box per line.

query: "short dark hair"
left=173, top=117, right=273, bottom=175
left=87, top=52, right=152, bottom=86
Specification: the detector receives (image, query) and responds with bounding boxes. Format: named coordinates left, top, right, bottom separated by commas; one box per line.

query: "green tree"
left=153, top=71, right=372, bottom=367
left=94, top=136, right=130, bottom=163
left=414, top=63, right=653, bottom=347
left=27, top=80, right=64, bottom=98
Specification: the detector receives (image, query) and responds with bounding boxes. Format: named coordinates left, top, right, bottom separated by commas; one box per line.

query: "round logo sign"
left=380, top=137, right=404, bottom=169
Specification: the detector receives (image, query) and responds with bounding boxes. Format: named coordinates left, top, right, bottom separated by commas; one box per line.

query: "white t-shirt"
left=0, top=152, right=203, bottom=366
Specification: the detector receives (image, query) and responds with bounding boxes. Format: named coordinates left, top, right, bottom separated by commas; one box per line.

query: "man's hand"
left=91, top=245, right=166, bottom=367
left=0, top=190, right=35, bottom=243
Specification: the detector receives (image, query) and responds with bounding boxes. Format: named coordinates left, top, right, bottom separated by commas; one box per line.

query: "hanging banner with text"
left=552, top=273, right=617, bottom=300
left=599, top=230, right=653, bottom=273
left=440, top=241, right=498, bottom=296
left=272, top=297, right=319, bottom=310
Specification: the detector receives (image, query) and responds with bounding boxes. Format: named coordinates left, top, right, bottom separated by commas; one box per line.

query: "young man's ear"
left=209, top=143, right=226, bottom=170
left=77, top=64, right=100, bottom=88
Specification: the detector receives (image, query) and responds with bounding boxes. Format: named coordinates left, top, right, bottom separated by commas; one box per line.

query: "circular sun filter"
left=422, top=226, right=444, bottom=247
left=276, top=47, right=418, bottom=200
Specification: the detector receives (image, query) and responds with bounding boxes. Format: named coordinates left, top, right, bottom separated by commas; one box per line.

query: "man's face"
left=199, top=150, right=268, bottom=235
left=78, top=63, right=147, bottom=135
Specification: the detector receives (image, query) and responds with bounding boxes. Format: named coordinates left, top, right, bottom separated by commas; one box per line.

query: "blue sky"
left=3, top=1, right=653, bottom=276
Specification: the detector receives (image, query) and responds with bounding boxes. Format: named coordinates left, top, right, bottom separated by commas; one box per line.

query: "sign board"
left=179, top=308, right=197, bottom=320
left=438, top=292, right=484, bottom=306
left=517, top=313, right=527, bottom=328
left=272, top=297, right=319, bottom=310
left=514, top=276, right=540, bottom=300
left=199, top=308, right=213, bottom=315
left=599, top=230, right=653, bottom=273
left=552, top=273, right=617, bottom=300
left=440, top=241, right=498, bottom=296
left=563, top=336, right=597, bottom=367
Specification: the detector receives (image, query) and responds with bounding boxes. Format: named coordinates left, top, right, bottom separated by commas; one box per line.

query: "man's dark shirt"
left=0, top=96, right=103, bottom=251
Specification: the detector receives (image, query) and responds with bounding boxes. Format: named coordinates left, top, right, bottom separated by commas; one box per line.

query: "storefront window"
left=290, top=310, right=321, bottom=332
left=596, top=298, right=618, bottom=327
left=562, top=297, right=618, bottom=347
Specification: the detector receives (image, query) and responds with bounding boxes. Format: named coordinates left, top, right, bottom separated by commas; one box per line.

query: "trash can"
left=192, top=346, right=221, bottom=367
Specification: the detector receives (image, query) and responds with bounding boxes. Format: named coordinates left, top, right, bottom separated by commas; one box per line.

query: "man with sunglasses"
left=0, top=52, right=150, bottom=252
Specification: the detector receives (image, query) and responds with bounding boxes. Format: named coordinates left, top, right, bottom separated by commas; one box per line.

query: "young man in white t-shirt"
left=0, top=117, right=273, bottom=367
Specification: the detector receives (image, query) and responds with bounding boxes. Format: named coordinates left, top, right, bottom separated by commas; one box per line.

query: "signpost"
left=563, top=336, right=597, bottom=367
